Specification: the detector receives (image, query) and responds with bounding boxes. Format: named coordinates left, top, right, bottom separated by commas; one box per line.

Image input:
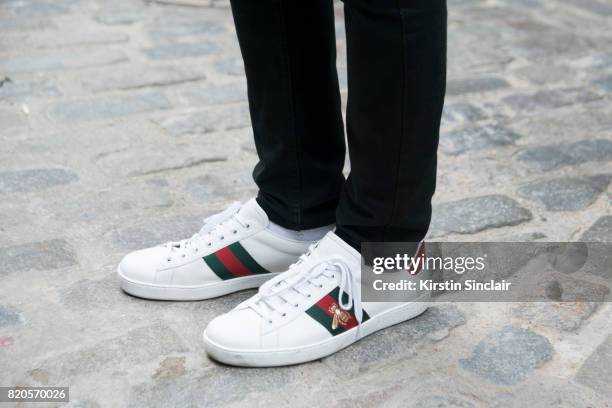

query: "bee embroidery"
left=329, top=303, right=351, bottom=330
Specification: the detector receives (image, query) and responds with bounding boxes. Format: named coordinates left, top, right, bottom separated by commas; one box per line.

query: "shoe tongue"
left=237, top=198, right=269, bottom=227
left=310, top=232, right=360, bottom=264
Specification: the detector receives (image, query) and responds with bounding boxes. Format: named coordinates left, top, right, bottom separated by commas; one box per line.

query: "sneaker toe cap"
left=205, top=309, right=264, bottom=350
left=118, top=247, right=167, bottom=284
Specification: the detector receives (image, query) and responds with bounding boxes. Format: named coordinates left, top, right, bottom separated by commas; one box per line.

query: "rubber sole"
left=117, top=267, right=279, bottom=301
left=203, top=298, right=430, bottom=367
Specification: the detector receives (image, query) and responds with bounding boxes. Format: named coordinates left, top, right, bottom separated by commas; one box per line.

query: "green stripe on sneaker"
left=203, top=253, right=235, bottom=280
left=227, top=242, right=270, bottom=275
left=305, top=287, right=370, bottom=336
left=305, top=303, right=345, bottom=336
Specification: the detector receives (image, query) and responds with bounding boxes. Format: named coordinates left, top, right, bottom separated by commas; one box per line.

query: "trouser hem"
left=256, top=194, right=338, bottom=231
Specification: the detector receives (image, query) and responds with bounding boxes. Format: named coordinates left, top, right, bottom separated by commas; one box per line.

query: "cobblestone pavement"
left=1, top=0, right=611, bottom=406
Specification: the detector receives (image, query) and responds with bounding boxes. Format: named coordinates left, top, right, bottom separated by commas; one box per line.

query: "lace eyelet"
left=319, top=284, right=323, bottom=288
left=331, top=274, right=335, bottom=278
left=282, top=313, right=287, bottom=317
left=167, top=258, right=172, bottom=262
left=220, top=236, right=225, bottom=240
left=307, top=294, right=312, bottom=298
left=181, top=254, right=186, bottom=258
left=294, top=304, right=299, bottom=308
left=233, top=230, right=237, bottom=234
left=268, top=320, right=273, bottom=324
left=207, top=243, right=212, bottom=247
left=246, top=224, right=250, bottom=228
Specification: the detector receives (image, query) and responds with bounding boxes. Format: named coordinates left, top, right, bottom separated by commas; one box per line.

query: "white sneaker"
left=117, top=199, right=320, bottom=300
left=203, top=232, right=429, bottom=367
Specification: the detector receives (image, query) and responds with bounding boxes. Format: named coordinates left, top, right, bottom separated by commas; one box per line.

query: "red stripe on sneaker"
left=215, top=246, right=253, bottom=277
left=315, top=295, right=359, bottom=331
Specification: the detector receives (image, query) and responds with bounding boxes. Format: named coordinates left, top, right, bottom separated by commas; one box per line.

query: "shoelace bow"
left=246, top=247, right=363, bottom=326
left=164, top=202, right=246, bottom=254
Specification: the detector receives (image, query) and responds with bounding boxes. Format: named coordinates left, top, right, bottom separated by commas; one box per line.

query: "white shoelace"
left=163, top=202, right=248, bottom=258
left=245, top=247, right=363, bottom=325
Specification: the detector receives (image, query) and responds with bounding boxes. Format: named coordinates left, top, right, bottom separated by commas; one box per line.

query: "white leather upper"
left=118, top=199, right=313, bottom=287
left=205, top=232, right=385, bottom=350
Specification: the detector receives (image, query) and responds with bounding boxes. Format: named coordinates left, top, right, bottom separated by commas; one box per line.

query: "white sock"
left=266, top=222, right=333, bottom=241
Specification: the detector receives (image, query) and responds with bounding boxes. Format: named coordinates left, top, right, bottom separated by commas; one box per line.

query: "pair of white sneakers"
left=117, top=199, right=428, bottom=367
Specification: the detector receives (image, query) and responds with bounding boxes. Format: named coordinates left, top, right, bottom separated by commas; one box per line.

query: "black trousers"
left=229, top=0, right=447, bottom=250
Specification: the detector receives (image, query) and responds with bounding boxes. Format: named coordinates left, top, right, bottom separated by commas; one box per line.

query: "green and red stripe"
left=305, top=287, right=370, bottom=336
left=204, top=242, right=270, bottom=280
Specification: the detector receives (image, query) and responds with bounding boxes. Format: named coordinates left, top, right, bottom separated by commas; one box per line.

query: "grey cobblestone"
left=0, top=239, right=77, bottom=275
left=0, top=78, right=62, bottom=99
left=146, top=19, right=226, bottom=40
left=512, top=64, right=574, bottom=85
left=414, top=395, right=475, bottom=408
left=503, top=87, right=602, bottom=113
left=63, top=401, right=100, bottom=408
left=0, top=18, right=55, bottom=31
left=446, top=76, right=510, bottom=96
left=0, top=168, right=78, bottom=193
left=10, top=120, right=159, bottom=155
left=575, top=335, right=612, bottom=398
left=128, top=365, right=295, bottom=407
left=214, top=57, right=245, bottom=76
left=60, top=273, right=150, bottom=312
left=0, top=31, right=129, bottom=50
left=331, top=386, right=402, bottom=408
left=49, top=93, right=172, bottom=122
left=7, top=1, right=71, bottom=17
left=38, top=322, right=188, bottom=383
left=460, top=326, right=554, bottom=385
left=181, top=82, right=247, bottom=106
left=441, top=102, right=485, bottom=126
left=43, top=185, right=173, bottom=223
left=0, top=50, right=128, bottom=73
left=81, top=65, right=207, bottom=93
left=518, top=175, right=610, bottom=211
left=514, top=302, right=602, bottom=333
left=429, top=195, right=533, bottom=236
left=591, top=51, right=612, bottom=70
left=518, top=139, right=612, bottom=171
left=111, top=216, right=203, bottom=251
left=185, top=171, right=254, bottom=200
left=512, top=273, right=609, bottom=331
left=0, top=108, right=27, bottom=130
left=510, top=23, right=593, bottom=60
left=157, top=104, right=250, bottom=135
left=143, top=42, right=219, bottom=60
left=0, top=305, right=25, bottom=328
left=594, top=75, right=612, bottom=92
left=577, top=243, right=612, bottom=279
left=440, top=125, right=520, bottom=155
left=559, top=0, right=612, bottom=16
left=94, top=10, right=141, bottom=25
left=581, top=216, right=612, bottom=241
left=94, top=145, right=227, bottom=178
